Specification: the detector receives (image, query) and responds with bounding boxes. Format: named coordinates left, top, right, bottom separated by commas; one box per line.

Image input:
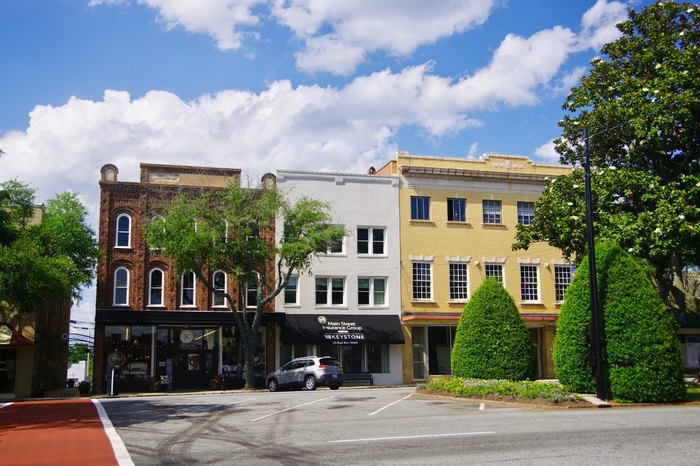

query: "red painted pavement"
left=0, top=399, right=119, bottom=466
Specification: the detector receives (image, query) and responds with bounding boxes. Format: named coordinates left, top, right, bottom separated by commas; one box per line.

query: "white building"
left=274, top=170, right=404, bottom=385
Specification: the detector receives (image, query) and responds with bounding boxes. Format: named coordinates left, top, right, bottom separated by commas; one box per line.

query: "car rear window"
left=319, top=358, right=341, bottom=367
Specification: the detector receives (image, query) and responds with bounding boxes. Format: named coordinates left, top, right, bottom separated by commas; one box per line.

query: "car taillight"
left=318, top=364, right=327, bottom=368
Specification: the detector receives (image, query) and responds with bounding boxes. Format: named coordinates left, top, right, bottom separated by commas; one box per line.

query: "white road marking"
left=479, top=403, right=485, bottom=411
left=92, top=399, right=135, bottom=466
left=369, top=393, right=412, bottom=416
left=329, top=431, right=496, bottom=443
left=249, top=396, right=333, bottom=422
left=0, top=402, right=13, bottom=409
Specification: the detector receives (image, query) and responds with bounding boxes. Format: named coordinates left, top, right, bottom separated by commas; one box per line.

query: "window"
left=410, top=196, right=430, bottom=220
left=315, top=277, right=345, bottom=306
left=328, top=236, right=345, bottom=254
left=517, top=201, right=535, bottom=225
left=449, top=263, right=468, bottom=300
left=358, top=277, right=386, bottom=306
left=115, top=213, right=131, bottom=248
left=246, top=281, right=257, bottom=308
left=181, top=271, right=196, bottom=306
left=212, top=271, right=226, bottom=307
left=113, top=267, right=129, bottom=306
left=357, top=227, right=385, bottom=255
left=148, top=269, right=164, bottom=306
left=412, top=262, right=432, bottom=300
left=284, top=276, right=299, bottom=305
left=485, top=263, right=503, bottom=283
left=482, top=200, right=502, bottom=224
left=520, top=264, right=539, bottom=302
left=554, top=265, right=573, bottom=302
left=447, top=198, right=466, bottom=222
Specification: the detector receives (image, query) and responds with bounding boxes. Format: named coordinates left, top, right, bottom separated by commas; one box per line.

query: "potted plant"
left=209, top=374, right=223, bottom=390
left=147, top=376, right=162, bottom=392
left=31, top=381, right=46, bottom=398
left=78, top=380, right=91, bottom=396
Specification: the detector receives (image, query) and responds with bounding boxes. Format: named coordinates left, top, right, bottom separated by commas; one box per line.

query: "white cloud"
left=534, top=139, right=560, bottom=163
left=576, top=0, right=628, bottom=51
left=91, top=0, right=263, bottom=50
left=273, top=0, right=496, bottom=74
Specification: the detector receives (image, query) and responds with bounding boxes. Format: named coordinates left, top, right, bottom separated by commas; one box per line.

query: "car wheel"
left=329, top=384, right=340, bottom=390
left=304, top=376, right=317, bottom=391
left=268, top=378, right=279, bottom=392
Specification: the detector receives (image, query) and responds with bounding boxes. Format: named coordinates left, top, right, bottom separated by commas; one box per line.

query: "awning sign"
left=282, top=314, right=405, bottom=345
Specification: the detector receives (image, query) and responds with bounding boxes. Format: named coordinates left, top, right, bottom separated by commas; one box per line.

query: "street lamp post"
left=584, top=127, right=606, bottom=400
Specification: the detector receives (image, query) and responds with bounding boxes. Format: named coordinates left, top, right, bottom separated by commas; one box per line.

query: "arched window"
left=116, top=213, right=132, bottom=248
left=113, top=267, right=130, bottom=306
left=149, top=268, right=164, bottom=306
left=212, top=270, right=226, bottom=307
left=181, top=271, right=196, bottom=307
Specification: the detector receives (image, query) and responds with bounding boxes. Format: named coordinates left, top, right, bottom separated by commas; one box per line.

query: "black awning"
left=95, top=309, right=286, bottom=326
left=281, top=314, right=405, bottom=345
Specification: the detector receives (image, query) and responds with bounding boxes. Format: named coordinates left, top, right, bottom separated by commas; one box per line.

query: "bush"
left=553, top=241, right=685, bottom=402
left=451, top=278, right=537, bottom=380
left=421, top=377, right=579, bottom=403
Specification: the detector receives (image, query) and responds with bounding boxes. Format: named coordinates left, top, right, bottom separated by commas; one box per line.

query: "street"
left=100, top=387, right=700, bottom=465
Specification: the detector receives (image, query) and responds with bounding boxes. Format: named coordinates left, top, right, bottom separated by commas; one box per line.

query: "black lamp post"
left=583, top=127, right=606, bottom=399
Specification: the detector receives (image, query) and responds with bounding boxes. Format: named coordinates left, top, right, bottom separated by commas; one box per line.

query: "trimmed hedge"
left=451, top=278, right=537, bottom=380
left=553, top=241, right=685, bottom=402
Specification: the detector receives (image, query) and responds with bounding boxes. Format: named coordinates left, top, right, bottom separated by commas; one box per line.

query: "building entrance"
left=156, top=328, right=218, bottom=390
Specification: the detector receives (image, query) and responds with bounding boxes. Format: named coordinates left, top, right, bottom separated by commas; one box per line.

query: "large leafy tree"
left=0, top=181, right=99, bottom=316
left=146, top=183, right=345, bottom=389
left=515, top=1, right=700, bottom=313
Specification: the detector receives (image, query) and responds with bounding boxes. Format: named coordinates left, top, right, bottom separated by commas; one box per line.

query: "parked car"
left=267, top=356, right=344, bottom=391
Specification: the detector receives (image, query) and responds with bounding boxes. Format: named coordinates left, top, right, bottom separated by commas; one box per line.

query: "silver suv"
left=267, top=356, right=344, bottom=391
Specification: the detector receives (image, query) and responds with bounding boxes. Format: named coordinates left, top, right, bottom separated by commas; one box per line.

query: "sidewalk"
left=0, top=398, right=131, bottom=466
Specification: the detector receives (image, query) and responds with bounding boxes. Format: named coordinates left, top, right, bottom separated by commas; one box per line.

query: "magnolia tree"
left=515, top=1, right=700, bottom=313
left=146, top=183, right=345, bottom=389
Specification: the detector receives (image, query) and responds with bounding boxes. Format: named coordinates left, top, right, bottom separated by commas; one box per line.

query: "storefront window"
left=367, top=344, right=389, bottom=373
left=104, top=325, right=154, bottom=388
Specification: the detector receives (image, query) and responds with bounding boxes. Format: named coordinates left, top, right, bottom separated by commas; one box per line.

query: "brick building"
left=94, top=163, right=282, bottom=393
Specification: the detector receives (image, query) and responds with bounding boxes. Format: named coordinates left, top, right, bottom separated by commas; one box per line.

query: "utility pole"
left=584, top=127, right=606, bottom=399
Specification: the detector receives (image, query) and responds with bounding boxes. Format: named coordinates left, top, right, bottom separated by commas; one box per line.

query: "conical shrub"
left=553, top=241, right=685, bottom=402
left=451, top=278, right=537, bottom=380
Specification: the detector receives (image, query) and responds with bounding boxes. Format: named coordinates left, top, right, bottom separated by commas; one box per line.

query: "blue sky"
left=0, top=0, right=654, bottom=325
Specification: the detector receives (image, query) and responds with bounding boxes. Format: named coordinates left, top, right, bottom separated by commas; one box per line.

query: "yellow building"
left=377, top=151, right=573, bottom=383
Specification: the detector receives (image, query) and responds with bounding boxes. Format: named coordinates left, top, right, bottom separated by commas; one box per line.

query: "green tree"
left=68, top=343, right=92, bottom=364
left=0, top=181, right=98, bottom=316
left=451, top=278, right=537, bottom=381
left=554, top=241, right=685, bottom=402
left=515, top=1, right=700, bottom=313
left=146, top=184, right=345, bottom=389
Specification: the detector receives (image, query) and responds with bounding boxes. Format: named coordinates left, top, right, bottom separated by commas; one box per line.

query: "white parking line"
left=369, top=393, right=412, bottom=416
left=0, top=402, right=13, bottom=409
left=329, top=431, right=496, bottom=443
left=249, top=396, right=333, bottom=422
left=92, top=399, right=135, bottom=466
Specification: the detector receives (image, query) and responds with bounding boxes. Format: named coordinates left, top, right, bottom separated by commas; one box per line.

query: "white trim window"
left=554, top=265, right=573, bottom=302
left=327, top=235, right=345, bottom=254
left=357, top=227, right=385, bottom=255
left=212, top=270, right=227, bottom=307
left=412, top=262, right=432, bottom=301
left=181, top=271, right=196, bottom=307
left=448, top=263, right=469, bottom=301
left=148, top=268, right=164, bottom=306
left=482, top=200, right=502, bottom=224
left=410, top=196, right=430, bottom=220
left=517, top=201, right=535, bottom=225
left=315, top=277, right=345, bottom=306
left=447, top=198, right=466, bottom=222
left=284, top=275, right=299, bottom=305
left=245, top=281, right=258, bottom=308
left=115, top=213, right=132, bottom=248
left=520, top=264, right=540, bottom=302
left=484, top=263, right=504, bottom=283
left=113, top=267, right=129, bottom=306
left=358, top=277, right=387, bottom=306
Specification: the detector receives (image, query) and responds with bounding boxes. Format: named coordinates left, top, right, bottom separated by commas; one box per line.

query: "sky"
left=0, top=0, right=655, bottom=332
